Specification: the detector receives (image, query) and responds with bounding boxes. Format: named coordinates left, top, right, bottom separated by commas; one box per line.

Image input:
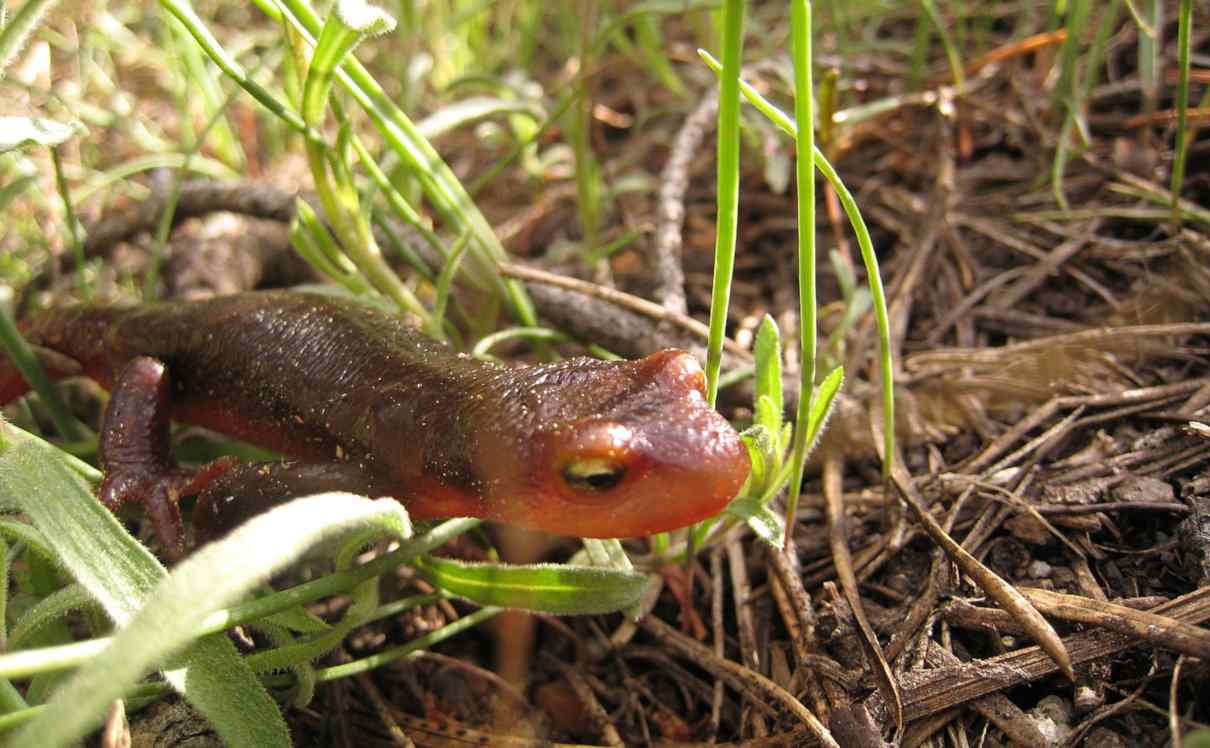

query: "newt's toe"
left=98, top=468, right=189, bottom=559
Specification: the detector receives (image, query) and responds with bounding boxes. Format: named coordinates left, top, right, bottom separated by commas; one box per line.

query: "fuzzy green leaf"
left=0, top=423, right=288, bottom=748
left=805, top=366, right=844, bottom=450
left=724, top=496, right=786, bottom=548
left=0, top=423, right=412, bottom=747
left=334, top=0, right=395, bottom=36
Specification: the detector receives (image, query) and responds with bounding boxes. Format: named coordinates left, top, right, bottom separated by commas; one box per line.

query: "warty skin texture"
left=1, top=291, right=750, bottom=545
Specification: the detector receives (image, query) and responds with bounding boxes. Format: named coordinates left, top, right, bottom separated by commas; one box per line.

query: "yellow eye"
left=562, top=458, right=627, bottom=492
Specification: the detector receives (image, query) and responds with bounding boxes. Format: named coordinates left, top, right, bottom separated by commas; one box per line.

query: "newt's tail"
left=1, top=308, right=100, bottom=405
left=0, top=346, right=86, bottom=405
left=0, top=359, right=30, bottom=405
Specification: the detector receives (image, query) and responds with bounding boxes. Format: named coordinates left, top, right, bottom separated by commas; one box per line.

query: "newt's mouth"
left=518, top=403, right=751, bottom=538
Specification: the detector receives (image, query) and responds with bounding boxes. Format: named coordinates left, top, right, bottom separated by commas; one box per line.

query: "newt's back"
left=2, top=291, right=471, bottom=459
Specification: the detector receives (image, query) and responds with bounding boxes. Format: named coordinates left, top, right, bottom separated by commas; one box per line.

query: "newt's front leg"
left=100, top=356, right=388, bottom=557
left=98, top=357, right=237, bottom=559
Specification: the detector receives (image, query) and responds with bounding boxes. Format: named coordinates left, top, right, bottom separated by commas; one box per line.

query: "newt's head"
left=483, top=349, right=750, bottom=538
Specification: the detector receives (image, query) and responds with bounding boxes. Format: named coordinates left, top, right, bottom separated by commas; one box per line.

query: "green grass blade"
left=699, top=46, right=895, bottom=489
left=314, top=605, right=498, bottom=681
left=1051, top=0, right=1091, bottom=209
left=413, top=556, right=648, bottom=615
left=919, top=0, right=963, bottom=87
left=1137, top=0, right=1162, bottom=112
left=269, top=0, right=539, bottom=326
left=158, top=0, right=309, bottom=134
left=702, top=0, right=744, bottom=408
left=784, top=0, right=817, bottom=549
left=9, top=584, right=97, bottom=650
left=429, top=230, right=473, bottom=340
left=1170, top=0, right=1192, bottom=222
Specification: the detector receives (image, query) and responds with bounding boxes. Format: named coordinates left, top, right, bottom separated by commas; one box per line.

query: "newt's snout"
left=516, top=350, right=751, bottom=538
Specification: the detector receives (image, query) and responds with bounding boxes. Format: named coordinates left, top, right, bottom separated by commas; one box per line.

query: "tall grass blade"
left=784, top=0, right=816, bottom=549
left=703, top=0, right=744, bottom=407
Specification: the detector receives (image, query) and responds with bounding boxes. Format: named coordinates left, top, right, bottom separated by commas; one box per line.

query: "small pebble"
left=1028, top=560, right=1052, bottom=579
left=1073, top=685, right=1104, bottom=713
left=1028, top=695, right=1074, bottom=744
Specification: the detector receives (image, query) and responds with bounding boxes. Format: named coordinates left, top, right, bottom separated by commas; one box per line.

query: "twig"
left=654, top=90, right=719, bottom=315
left=888, top=454, right=1074, bottom=680
left=1171, top=655, right=1187, bottom=748
left=638, top=615, right=839, bottom=748
left=922, top=642, right=1051, bottom=747
left=866, top=587, right=1210, bottom=724
left=906, top=322, right=1210, bottom=374
left=709, top=546, right=726, bottom=742
left=766, top=544, right=836, bottom=717
left=726, top=538, right=767, bottom=736
left=354, top=673, right=417, bottom=748
left=499, top=262, right=752, bottom=360
left=549, top=661, right=624, bottom=747
left=822, top=453, right=902, bottom=731
left=1021, top=588, right=1210, bottom=660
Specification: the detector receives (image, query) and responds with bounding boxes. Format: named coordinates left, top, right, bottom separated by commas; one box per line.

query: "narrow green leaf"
left=739, top=423, right=773, bottom=491
left=699, top=49, right=893, bottom=482
left=1171, top=0, right=1192, bottom=222
left=703, top=0, right=745, bottom=407
left=289, top=198, right=371, bottom=294
left=304, top=4, right=394, bottom=126
left=753, top=315, right=783, bottom=428
left=428, top=230, right=472, bottom=340
left=9, top=584, right=98, bottom=650
left=159, top=0, right=309, bottom=134
left=413, top=556, right=647, bottom=615
left=784, top=0, right=817, bottom=548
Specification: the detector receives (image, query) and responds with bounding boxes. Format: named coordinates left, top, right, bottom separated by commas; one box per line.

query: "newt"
left=0, top=291, right=750, bottom=557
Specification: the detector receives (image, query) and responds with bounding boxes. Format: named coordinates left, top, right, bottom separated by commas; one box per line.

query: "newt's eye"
left=562, top=458, right=626, bottom=493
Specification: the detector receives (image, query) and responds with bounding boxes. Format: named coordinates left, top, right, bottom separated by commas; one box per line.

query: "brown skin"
left=0, top=291, right=750, bottom=556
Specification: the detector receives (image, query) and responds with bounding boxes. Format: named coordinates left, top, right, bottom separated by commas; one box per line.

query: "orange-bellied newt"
left=0, top=291, right=750, bottom=557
